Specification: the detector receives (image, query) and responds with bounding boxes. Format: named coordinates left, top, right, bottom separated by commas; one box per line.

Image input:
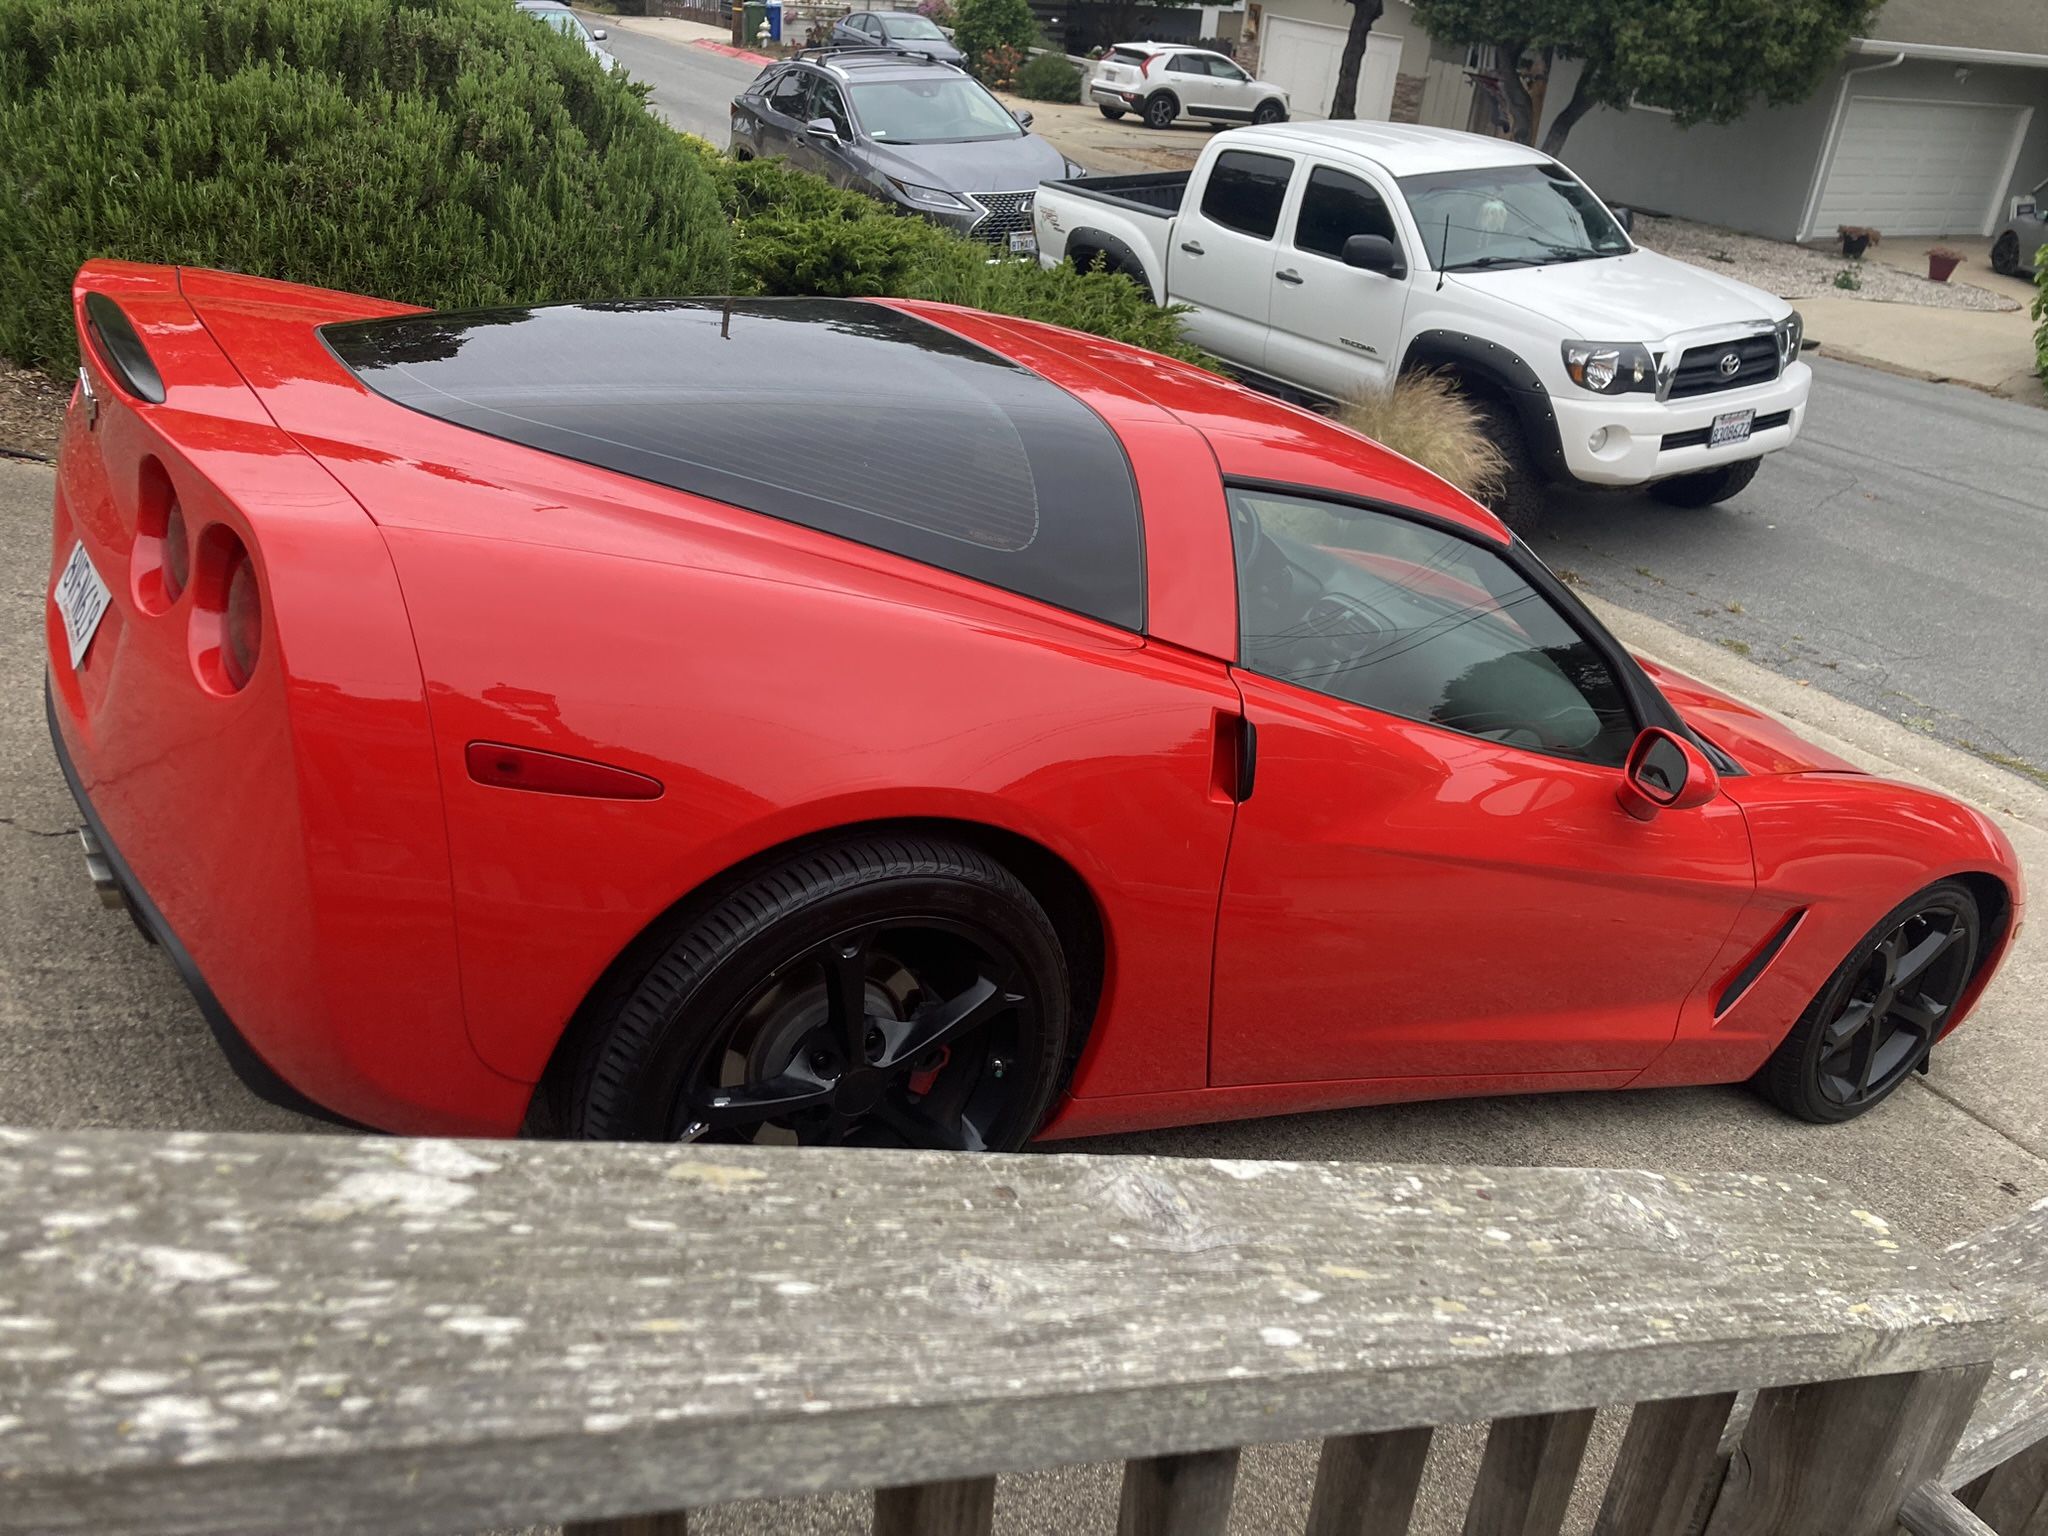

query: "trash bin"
left=765, top=0, right=782, bottom=41
left=741, top=1, right=766, bottom=44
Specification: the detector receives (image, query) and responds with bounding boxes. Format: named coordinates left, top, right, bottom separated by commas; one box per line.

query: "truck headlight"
left=1562, top=341, right=1655, bottom=394
left=1775, top=310, right=1804, bottom=366
left=887, top=178, right=970, bottom=211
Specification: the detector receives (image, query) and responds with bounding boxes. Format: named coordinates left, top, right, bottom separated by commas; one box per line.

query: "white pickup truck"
left=1033, top=121, right=1812, bottom=523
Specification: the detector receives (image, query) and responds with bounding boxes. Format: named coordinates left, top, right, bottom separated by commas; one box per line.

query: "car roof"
left=794, top=47, right=966, bottom=79
left=1248, top=121, right=1555, bottom=176
left=513, top=1, right=571, bottom=10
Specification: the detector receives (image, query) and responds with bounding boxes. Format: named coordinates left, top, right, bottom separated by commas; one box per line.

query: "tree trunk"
left=1525, top=45, right=1553, bottom=142
left=1493, top=39, right=1534, bottom=144
left=1539, top=68, right=1598, bottom=157
left=1327, top=0, right=1384, bottom=121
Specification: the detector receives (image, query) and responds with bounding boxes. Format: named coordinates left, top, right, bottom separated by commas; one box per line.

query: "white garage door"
left=1259, top=17, right=1400, bottom=122
left=1812, top=97, right=2030, bottom=237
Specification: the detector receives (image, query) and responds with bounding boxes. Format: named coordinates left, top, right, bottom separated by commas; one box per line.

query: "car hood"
left=864, top=132, right=1069, bottom=195
left=1449, top=247, right=1789, bottom=343
left=1638, top=657, right=1861, bottom=776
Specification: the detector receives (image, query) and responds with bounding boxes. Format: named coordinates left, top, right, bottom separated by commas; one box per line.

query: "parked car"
left=512, top=0, right=617, bottom=70
left=831, top=9, right=964, bottom=66
left=1991, top=175, right=2046, bottom=277
left=1034, top=121, right=1812, bottom=524
left=51, top=264, right=2021, bottom=1148
left=731, top=48, right=1081, bottom=249
left=1087, top=42, right=1287, bottom=130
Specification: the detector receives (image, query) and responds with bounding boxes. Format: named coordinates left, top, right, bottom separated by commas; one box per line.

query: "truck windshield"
left=1400, top=162, right=1631, bottom=272
left=849, top=77, right=1023, bottom=142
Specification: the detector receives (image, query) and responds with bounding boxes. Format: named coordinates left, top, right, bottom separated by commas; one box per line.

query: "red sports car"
left=47, top=262, right=2021, bottom=1148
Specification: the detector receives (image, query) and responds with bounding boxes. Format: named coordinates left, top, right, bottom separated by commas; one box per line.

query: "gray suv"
left=832, top=10, right=964, bottom=66
left=731, top=48, right=1084, bottom=251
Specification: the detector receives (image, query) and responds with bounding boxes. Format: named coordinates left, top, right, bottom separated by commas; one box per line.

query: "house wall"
left=1240, top=0, right=1448, bottom=122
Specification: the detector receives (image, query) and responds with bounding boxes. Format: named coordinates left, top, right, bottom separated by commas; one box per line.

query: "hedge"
left=1013, top=50, right=1082, bottom=104
left=0, top=0, right=730, bottom=374
left=2034, top=246, right=2047, bottom=389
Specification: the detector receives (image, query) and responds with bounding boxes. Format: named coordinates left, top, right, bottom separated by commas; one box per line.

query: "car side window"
left=1295, top=165, right=1400, bottom=260
left=1207, top=56, right=1245, bottom=79
left=766, top=67, right=812, bottom=116
left=1199, top=151, right=1294, bottom=240
left=813, top=79, right=853, bottom=136
left=1227, top=488, right=1635, bottom=765
left=1167, top=54, right=1205, bottom=74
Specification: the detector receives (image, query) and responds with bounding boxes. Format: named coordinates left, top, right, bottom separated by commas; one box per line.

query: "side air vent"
left=83, top=292, right=166, bottom=404
left=1715, top=909, right=1805, bottom=1017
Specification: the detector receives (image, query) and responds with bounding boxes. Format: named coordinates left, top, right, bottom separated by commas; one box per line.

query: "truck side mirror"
left=1611, top=205, right=1636, bottom=234
left=1341, top=234, right=1407, bottom=280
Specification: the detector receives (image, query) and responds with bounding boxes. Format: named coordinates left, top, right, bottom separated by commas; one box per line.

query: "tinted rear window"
left=322, top=299, right=1145, bottom=629
left=1201, top=150, right=1293, bottom=239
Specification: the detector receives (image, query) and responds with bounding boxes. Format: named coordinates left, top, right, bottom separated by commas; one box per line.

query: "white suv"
left=1088, top=43, right=1288, bottom=130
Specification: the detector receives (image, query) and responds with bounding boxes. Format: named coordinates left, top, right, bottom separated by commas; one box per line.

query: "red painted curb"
left=693, top=38, right=774, bottom=63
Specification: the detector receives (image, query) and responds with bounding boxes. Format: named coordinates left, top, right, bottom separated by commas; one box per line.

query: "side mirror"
left=1617, top=727, right=1720, bottom=821
left=1012, top=108, right=1035, bottom=127
left=1341, top=234, right=1407, bottom=280
left=1611, top=205, right=1635, bottom=234
left=805, top=116, right=842, bottom=140
left=590, top=26, right=608, bottom=39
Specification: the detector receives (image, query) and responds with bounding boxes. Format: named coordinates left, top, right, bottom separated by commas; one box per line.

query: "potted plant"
left=1837, top=224, right=1880, bottom=259
left=1927, top=246, right=1964, bottom=283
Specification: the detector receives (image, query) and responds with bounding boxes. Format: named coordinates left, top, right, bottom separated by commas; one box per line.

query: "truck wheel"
left=1649, top=458, right=1761, bottom=508
left=1098, top=104, right=1126, bottom=120
left=1143, top=93, right=1177, bottom=129
left=1473, top=399, right=1546, bottom=535
left=1253, top=99, right=1286, bottom=124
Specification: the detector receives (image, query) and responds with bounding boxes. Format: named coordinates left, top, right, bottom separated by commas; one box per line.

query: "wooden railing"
left=1, top=1127, right=2043, bottom=1535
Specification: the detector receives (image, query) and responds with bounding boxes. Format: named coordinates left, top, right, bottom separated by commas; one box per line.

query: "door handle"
left=1275, top=268, right=1304, bottom=285
left=1180, top=240, right=1205, bottom=256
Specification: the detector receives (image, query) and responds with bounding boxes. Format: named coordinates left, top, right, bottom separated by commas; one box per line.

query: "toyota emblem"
left=1718, top=351, right=1742, bottom=377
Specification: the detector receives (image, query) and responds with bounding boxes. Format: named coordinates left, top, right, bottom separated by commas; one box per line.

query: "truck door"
left=1169, top=148, right=1299, bottom=374
left=1263, top=162, right=1414, bottom=399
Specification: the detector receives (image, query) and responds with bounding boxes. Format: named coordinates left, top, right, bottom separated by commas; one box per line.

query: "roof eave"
left=1849, top=36, right=2048, bottom=69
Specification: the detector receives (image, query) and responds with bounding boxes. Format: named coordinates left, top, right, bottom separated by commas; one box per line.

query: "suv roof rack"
left=789, top=43, right=955, bottom=67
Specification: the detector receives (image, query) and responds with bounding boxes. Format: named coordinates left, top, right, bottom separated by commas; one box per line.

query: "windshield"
left=884, top=15, right=949, bottom=39
left=534, top=10, right=594, bottom=43
left=849, top=76, right=1022, bottom=142
left=1400, top=162, right=1631, bottom=272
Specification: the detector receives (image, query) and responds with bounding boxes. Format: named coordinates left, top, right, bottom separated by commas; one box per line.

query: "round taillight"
left=221, top=553, right=262, bottom=690
left=161, top=500, right=190, bottom=604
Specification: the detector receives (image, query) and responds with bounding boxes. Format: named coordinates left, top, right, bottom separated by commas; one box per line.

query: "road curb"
left=692, top=38, right=772, bottom=64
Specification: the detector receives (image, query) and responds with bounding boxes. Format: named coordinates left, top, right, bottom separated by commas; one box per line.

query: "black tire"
left=1472, top=397, right=1547, bottom=535
left=1649, top=457, right=1761, bottom=507
left=1142, top=92, right=1177, bottom=129
left=1756, top=881, right=1981, bottom=1124
left=1991, top=231, right=2021, bottom=277
left=1252, top=98, right=1286, bottom=124
left=1098, top=103, right=1125, bottom=120
left=570, top=835, right=1070, bottom=1151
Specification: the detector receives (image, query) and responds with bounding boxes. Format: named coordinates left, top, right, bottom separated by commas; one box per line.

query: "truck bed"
left=1040, top=171, right=1188, bottom=218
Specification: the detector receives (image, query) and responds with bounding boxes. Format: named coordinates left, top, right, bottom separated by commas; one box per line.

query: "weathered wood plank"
left=1945, top=1196, right=2048, bottom=1488
left=1305, top=1426, right=1434, bottom=1536
left=0, top=1130, right=2005, bottom=1536
left=1116, top=1448, right=1240, bottom=1536
left=563, top=1516, right=689, bottom=1536
left=1592, top=1392, right=1736, bottom=1536
left=1970, top=1436, right=2048, bottom=1535
left=874, top=1476, right=997, bottom=1536
left=1461, top=1409, right=1595, bottom=1536
left=1705, top=1363, right=1991, bottom=1536
left=1899, top=1481, right=1999, bottom=1536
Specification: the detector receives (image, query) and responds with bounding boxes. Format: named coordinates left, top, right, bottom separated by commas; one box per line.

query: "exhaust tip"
left=77, top=825, right=127, bottom=910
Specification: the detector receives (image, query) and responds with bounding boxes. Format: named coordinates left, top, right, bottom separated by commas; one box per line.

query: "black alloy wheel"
left=570, top=837, right=1069, bottom=1150
left=1991, top=231, right=2021, bottom=277
left=1253, top=99, right=1286, bottom=124
left=1143, top=93, right=1177, bottom=129
left=1757, top=882, right=1981, bottom=1123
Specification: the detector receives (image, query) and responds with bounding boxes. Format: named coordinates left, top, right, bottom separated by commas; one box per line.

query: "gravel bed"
left=1635, top=215, right=2021, bottom=312
left=0, top=361, right=66, bottom=460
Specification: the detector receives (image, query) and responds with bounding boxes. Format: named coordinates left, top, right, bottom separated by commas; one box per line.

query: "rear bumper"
left=44, top=676, right=357, bottom=1127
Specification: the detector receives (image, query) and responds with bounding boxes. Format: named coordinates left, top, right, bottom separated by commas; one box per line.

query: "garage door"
left=1259, top=17, right=1400, bottom=121
left=1812, top=97, right=2030, bottom=237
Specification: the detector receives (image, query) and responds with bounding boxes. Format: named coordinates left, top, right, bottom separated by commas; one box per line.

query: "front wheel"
left=1252, top=99, right=1286, bottom=124
left=1756, top=882, right=1981, bottom=1123
left=569, top=836, right=1071, bottom=1151
left=1142, top=93, right=1177, bottom=129
left=1098, top=103, right=1125, bottom=120
left=1472, top=397, right=1547, bottom=534
left=1991, top=231, right=2022, bottom=277
left=1649, top=457, right=1761, bottom=507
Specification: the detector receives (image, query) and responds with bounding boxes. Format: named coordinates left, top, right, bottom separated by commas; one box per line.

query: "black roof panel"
left=321, top=299, right=1143, bottom=629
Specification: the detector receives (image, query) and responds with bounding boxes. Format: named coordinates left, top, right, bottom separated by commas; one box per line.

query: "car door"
left=834, top=12, right=869, bottom=44
left=791, top=75, right=860, bottom=188
left=1164, top=52, right=1218, bottom=115
left=1264, top=162, right=1412, bottom=398
left=1208, top=487, right=1756, bottom=1087
left=753, top=64, right=817, bottom=157
left=1169, top=147, right=1297, bottom=370
left=1206, top=55, right=1256, bottom=117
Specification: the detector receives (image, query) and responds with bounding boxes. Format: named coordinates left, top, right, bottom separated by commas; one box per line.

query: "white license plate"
left=1008, top=230, right=1038, bottom=256
left=1709, top=409, right=1755, bottom=448
left=53, top=541, right=112, bottom=670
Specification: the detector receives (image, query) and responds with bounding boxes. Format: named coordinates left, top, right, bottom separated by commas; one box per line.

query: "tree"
left=952, top=0, right=1040, bottom=73
left=1410, top=0, right=1881, bottom=156
left=1327, top=0, right=1384, bottom=121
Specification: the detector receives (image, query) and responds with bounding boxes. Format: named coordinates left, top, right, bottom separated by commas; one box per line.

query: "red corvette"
left=47, top=262, right=2021, bottom=1148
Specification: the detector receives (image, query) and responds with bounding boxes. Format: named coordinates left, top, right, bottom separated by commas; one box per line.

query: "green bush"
left=2034, top=245, right=2047, bottom=389
left=697, top=143, right=1208, bottom=365
left=951, top=0, right=1040, bottom=72
left=1013, top=49, right=1082, bottom=103
left=0, top=0, right=729, bottom=375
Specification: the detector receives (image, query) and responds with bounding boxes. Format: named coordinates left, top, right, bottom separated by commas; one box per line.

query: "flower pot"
left=1927, top=251, right=1962, bottom=283
left=1841, top=232, right=1871, bottom=259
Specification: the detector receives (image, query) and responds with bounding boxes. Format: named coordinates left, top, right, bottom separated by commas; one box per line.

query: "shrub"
left=0, top=0, right=729, bottom=376
left=975, top=43, right=1025, bottom=88
left=2034, top=247, right=2047, bottom=387
left=1013, top=50, right=1082, bottom=103
left=914, top=0, right=956, bottom=23
left=1337, top=372, right=1506, bottom=503
left=952, top=0, right=1039, bottom=72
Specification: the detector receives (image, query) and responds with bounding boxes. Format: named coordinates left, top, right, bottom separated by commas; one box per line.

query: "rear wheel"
left=1649, top=457, right=1761, bottom=508
left=1756, top=882, right=1980, bottom=1123
left=1252, top=98, right=1286, bottom=124
left=1991, top=230, right=2022, bottom=276
left=1099, top=103, right=1125, bottom=120
left=1143, top=92, right=1177, bottom=129
left=570, top=836, right=1070, bottom=1151
left=1472, top=397, right=1547, bottom=535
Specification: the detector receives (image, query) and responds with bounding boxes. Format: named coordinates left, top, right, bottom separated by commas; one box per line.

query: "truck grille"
left=1668, top=334, right=1781, bottom=398
left=970, top=191, right=1035, bottom=246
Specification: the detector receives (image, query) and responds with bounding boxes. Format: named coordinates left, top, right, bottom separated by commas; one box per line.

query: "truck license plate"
left=1709, top=409, right=1754, bottom=448
left=53, top=541, right=112, bottom=670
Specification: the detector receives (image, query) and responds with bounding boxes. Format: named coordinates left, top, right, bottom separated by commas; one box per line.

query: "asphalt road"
left=599, top=12, right=764, bottom=145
